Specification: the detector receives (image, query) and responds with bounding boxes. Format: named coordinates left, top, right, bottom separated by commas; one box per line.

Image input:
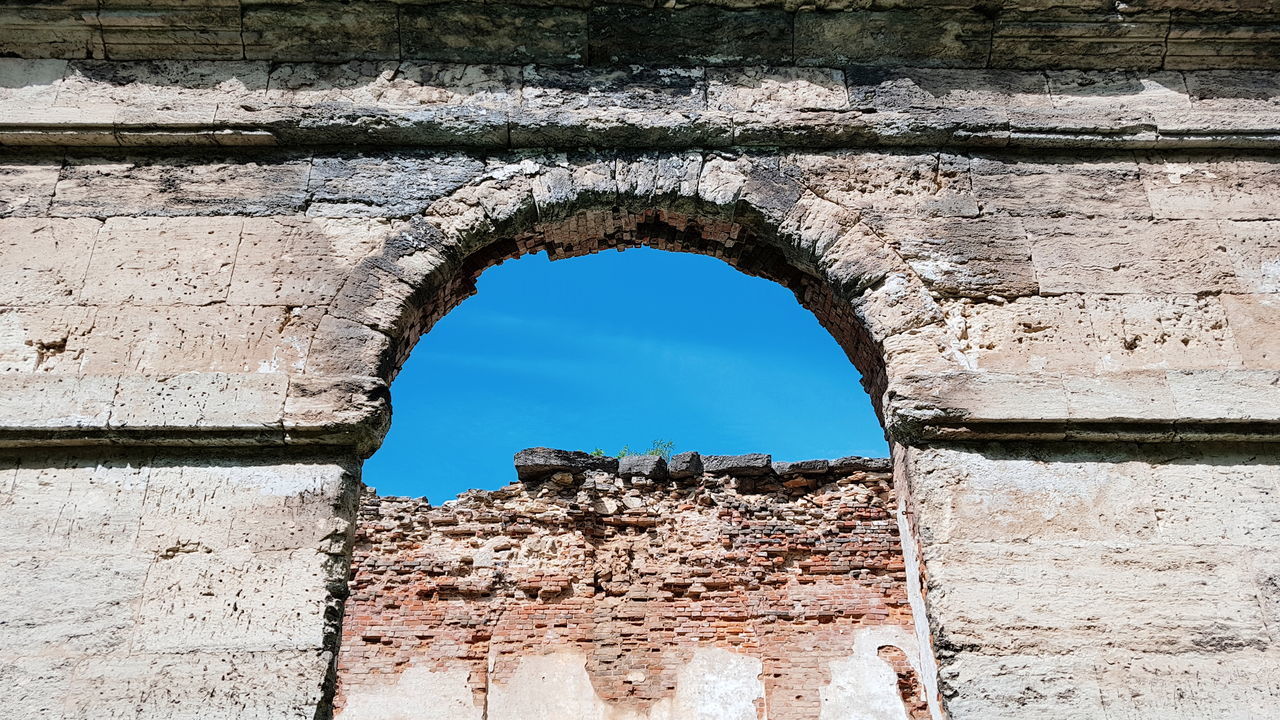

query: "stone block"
left=228, top=217, right=389, bottom=306
left=845, top=67, right=1051, bottom=112
left=667, top=451, right=703, bottom=479
left=991, top=13, right=1168, bottom=70
left=243, top=3, right=399, bottom=61
left=51, top=155, right=312, bottom=217
left=1220, top=220, right=1280, bottom=294
left=1027, top=218, right=1237, bottom=294
left=772, top=459, right=829, bottom=475
left=108, top=372, right=288, bottom=429
left=513, top=447, right=618, bottom=481
left=1139, top=153, right=1280, bottom=220
left=1221, top=293, right=1280, bottom=369
left=79, top=216, right=241, bottom=305
left=0, top=217, right=101, bottom=305
left=969, top=154, right=1151, bottom=218
left=402, top=5, right=587, bottom=65
left=618, top=454, right=668, bottom=480
left=701, top=453, right=772, bottom=475
left=0, top=155, right=61, bottom=218
left=795, top=10, right=992, bottom=67
left=707, top=67, right=849, bottom=113
left=589, top=6, right=792, bottom=66
left=870, top=216, right=1038, bottom=298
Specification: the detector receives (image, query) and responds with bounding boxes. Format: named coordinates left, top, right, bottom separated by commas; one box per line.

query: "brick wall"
left=336, top=450, right=929, bottom=719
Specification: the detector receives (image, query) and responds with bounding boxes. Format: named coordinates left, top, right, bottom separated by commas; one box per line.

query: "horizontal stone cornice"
left=2, top=61, right=1278, bottom=150
left=2, top=370, right=1276, bottom=449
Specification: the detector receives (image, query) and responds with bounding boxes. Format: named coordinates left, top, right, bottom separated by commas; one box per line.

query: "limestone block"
left=265, top=62, right=519, bottom=111
left=2, top=653, right=76, bottom=720
left=0, top=455, right=149, bottom=553
left=57, top=59, right=268, bottom=110
left=108, top=372, right=288, bottom=428
left=79, top=216, right=241, bottom=305
left=1026, top=217, right=1237, bottom=294
left=845, top=67, right=1051, bottom=112
left=243, top=3, right=399, bottom=61
left=305, top=315, right=392, bottom=378
left=1047, top=70, right=1192, bottom=116
left=135, top=457, right=353, bottom=554
left=0, top=550, right=150, bottom=654
left=590, top=6, right=791, bottom=66
left=0, top=59, right=66, bottom=105
left=51, top=155, right=311, bottom=217
left=871, top=215, right=1038, bottom=298
left=968, top=154, right=1151, bottom=218
left=1220, top=219, right=1280, bottom=294
left=0, top=374, right=116, bottom=428
left=1064, top=370, right=1180, bottom=420
left=0, top=305, right=96, bottom=374
left=63, top=649, right=331, bottom=720
left=940, top=652, right=1107, bottom=719
left=1166, top=22, right=1280, bottom=71
left=1082, top=294, right=1245, bottom=370
left=402, top=5, right=587, bottom=65
left=787, top=151, right=979, bottom=218
left=228, top=217, right=389, bottom=306
left=1184, top=70, right=1280, bottom=113
left=0, top=217, right=101, bottom=305
left=1140, top=153, right=1280, bottom=220
left=708, top=67, right=849, bottom=113
left=1167, top=369, right=1280, bottom=421
left=991, top=13, right=1168, bottom=71
left=925, top=541, right=1274, bottom=656
left=0, top=154, right=60, bottom=217
left=80, top=304, right=320, bottom=375
left=0, top=5, right=103, bottom=59
left=129, top=546, right=333, bottom=652
left=514, top=66, right=717, bottom=147
left=306, top=153, right=485, bottom=218
left=1221, top=293, right=1280, bottom=369
left=795, top=9, right=991, bottom=67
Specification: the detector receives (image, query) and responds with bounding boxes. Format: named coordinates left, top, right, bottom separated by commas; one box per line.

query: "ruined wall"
left=337, top=450, right=928, bottom=720
left=0, top=13, right=1279, bottom=718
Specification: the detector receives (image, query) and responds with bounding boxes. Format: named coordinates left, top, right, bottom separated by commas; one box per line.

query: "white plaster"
left=337, top=664, right=482, bottom=720
left=820, top=626, right=921, bottom=720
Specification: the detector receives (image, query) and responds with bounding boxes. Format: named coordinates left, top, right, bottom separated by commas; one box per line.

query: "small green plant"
left=584, top=440, right=676, bottom=461
left=646, top=439, right=675, bottom=461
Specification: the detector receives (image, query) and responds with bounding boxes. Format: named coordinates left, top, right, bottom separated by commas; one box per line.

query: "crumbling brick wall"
left=336, top=449, right=929, bottom=720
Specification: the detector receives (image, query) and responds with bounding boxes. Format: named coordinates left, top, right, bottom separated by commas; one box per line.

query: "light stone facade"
left=0, top=2, right=1278, bottom=718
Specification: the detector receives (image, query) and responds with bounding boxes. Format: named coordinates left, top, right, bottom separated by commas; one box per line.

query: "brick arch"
left=313, top=153, right=965, bottom=439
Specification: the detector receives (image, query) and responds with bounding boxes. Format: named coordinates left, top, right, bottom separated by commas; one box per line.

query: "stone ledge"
left=1, top=370, right=1277, bottom=449
left=4, top=60, right=1276, bottom=150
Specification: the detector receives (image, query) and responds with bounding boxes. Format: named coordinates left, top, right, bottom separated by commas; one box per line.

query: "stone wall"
left=1, top=448, right=359, bottom=719
left=337, top=449, right=931, bottom=720
left=0, top=15, right=1278, bottom=719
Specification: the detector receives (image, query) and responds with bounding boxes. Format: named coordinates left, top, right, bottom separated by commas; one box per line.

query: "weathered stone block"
left=79, top=216, right=242, bottom=305
left=402, top=6, right=587, bottom=65
left=795, top=10, right=992, bottom=68
left=243, top=3, right=400, bottom=61
left=701, top=452, right=772, bottom=475
left=514, top=447, right=618, bottom=481
left=0, top=217, right=101, bottom=305
left=589, top=6, right=792, bottom=66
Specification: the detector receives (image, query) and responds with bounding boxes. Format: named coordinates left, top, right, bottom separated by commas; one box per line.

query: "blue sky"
left=362, top=247, right=888, bottom=499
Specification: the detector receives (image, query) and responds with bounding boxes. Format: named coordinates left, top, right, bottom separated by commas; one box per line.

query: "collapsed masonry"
left=337, top=449, right=928, bottom=720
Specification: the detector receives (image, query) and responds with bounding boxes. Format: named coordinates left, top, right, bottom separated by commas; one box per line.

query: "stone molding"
left=2, top=60, right=1279, bottom=150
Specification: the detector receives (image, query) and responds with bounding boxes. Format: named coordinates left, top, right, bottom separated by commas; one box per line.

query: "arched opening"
left=363, top=245, right=888, bottom=499
left=323, top=157, right=951, bottom=720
